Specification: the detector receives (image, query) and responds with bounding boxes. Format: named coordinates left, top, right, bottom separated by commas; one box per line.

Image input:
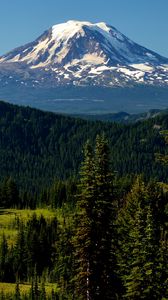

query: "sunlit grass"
left=0, top=229, right=18, bottom=246
left=0, top=208, right=57, bottom=245
left=0, top=282, right=58, bottom=295
left=0, top=206, right=74, bottom=247
left=0, top=208, right=68, bottom=297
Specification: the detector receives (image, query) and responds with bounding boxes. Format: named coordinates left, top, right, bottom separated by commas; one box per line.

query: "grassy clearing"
left=0, top=282, right=58, bottom=295
left=160, top=130, right=168, bottom=135
left=0, top=206, right=73, bottom=245
left=0, top=208, right=70, bottom=297
left=0, top=282, right=31, bottom=295
left=0, top=208, right=57, bottom=245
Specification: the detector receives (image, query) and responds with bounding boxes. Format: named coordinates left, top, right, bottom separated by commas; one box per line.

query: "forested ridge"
left=0, top=101, right=168, bottom=299
left=0, top=100, right=168, bottom=193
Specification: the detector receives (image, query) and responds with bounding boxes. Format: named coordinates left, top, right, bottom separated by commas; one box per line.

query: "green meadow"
left=0, top=282, right=58, bottom=296
left=0, top=208, right=61, bottom=298
left=0, top=208, right=57, bottom=245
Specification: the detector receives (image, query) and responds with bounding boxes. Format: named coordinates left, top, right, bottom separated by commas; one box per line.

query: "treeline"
left=0, top=101, right=168, bottom=193
left=0, top=213, right=73, bottom=287
left=0, top=135, right=168, bottom=299
left=0, top=210, right=74, bottom=299
left=0, top=175, right=131, bottom=209
left=0, top=177, right=77, bottom=208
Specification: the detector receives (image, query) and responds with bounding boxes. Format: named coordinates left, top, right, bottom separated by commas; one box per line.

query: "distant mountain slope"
left=73, top=108, right=168, bottom=123
left=0, top=101, right=168, bottom=191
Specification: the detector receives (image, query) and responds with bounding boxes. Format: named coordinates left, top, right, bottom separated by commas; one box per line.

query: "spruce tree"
left=123, top=204, right=145, bottom=299
left=74, top=140, right=95, bottom=299
left=74, top=136, right=117, bottom=299
left=6, top=177, right=19, bottom=208
left=14, top=224, right=27, bottom=281
left=117, top=177, right=165, bottom=299
left=0, top=234, right=8, bottom=281
left=142, top=205, right=157, bottom=299
left=92, top=134, right=117, bottom=299
left=117, top=176, right=147, bottom=284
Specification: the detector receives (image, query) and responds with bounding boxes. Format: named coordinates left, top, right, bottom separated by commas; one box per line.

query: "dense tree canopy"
left=0, top=101, right=168, bottom=194
left=0, top=102, right=168, bottom=299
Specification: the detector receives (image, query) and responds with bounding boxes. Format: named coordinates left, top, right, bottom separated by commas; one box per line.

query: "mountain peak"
left=52, top=20, right=89, bottom=41
left=51, top=20, right=121, bottom=45
left=52, top=20, right=110, bottom=32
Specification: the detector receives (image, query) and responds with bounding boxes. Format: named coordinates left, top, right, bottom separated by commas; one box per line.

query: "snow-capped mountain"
left=0, top=20, right=168, bottom=88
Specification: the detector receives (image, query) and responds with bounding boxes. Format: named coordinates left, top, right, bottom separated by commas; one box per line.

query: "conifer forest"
left=0, top=101, right=168, bottom=299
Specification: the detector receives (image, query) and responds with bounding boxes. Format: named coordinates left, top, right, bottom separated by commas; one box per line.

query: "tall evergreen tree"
left=92, top=135, right=117, bottom=299
left=74, top=136, right=117, bottom=299
left=117, top=177, right=166, bottom=299
left=124, top=204, right=144, bottom=299
left=74, top=140, right=95, bottom=299
left=117, top=176, right=147, bottom=286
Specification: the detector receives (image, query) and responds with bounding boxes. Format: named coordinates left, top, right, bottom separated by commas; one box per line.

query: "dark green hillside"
left=0, top=100, right=168, bottom=191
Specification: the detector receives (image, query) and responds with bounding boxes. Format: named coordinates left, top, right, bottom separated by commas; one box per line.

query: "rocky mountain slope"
left=0, top=20, right=168, bottom=88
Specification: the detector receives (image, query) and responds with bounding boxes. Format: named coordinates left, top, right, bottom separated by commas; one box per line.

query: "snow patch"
left=131, top=63, right=153, bottom=72
left=119, top=67, right=144, bottom=79
left=64, top=73, right=69, bottom=79
left=89, top=65, right=113, bottom=74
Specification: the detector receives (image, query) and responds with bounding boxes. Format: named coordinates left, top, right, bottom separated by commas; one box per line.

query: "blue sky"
left=1, top=0, right=168, bottom=57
